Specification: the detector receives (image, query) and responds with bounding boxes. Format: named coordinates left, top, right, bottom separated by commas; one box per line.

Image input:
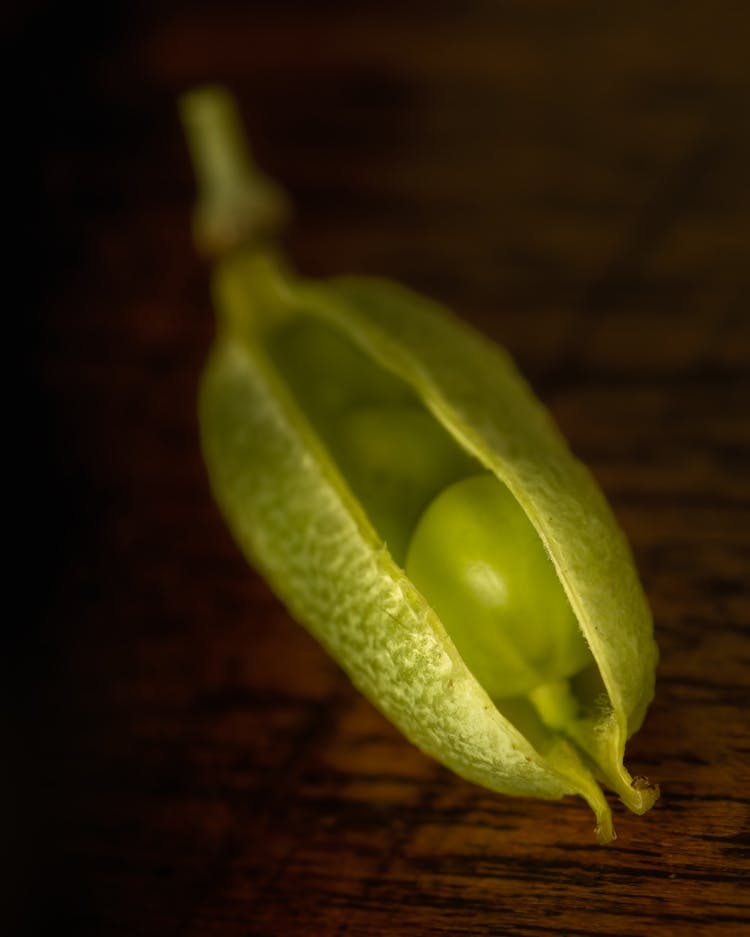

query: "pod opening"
left=267, top=314, right=610, bottom=752
left=267, top=315, right=478, bottom=563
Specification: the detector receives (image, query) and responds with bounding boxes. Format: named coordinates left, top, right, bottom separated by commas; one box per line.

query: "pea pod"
left=181, top=87, right=659, bottom=843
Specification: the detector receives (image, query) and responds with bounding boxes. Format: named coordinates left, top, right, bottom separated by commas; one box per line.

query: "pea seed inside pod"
left=268, top=317, right=477, bottom=563
left=405, top=473, right=593, bottom=703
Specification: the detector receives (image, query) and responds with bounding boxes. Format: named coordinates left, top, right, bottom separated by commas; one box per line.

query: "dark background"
left=12, top=2, right=750, bottom=934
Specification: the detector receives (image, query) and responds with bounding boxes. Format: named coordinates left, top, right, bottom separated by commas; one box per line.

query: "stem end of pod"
left=179, top=85, right=290, bottom=257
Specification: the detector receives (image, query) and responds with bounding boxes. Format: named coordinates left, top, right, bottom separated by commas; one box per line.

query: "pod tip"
left=627, top=775, right=660, bottom=815
left=595, top=816, right=617, bottom=845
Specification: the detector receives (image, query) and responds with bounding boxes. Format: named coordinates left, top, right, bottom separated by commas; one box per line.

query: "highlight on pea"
left=181, top=85, right=659, bottom=843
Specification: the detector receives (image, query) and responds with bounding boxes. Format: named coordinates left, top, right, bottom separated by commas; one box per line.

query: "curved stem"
left=180, top=86, right=289, bottom=256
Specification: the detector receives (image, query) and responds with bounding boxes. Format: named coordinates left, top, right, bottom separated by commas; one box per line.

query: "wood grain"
left=16, top=2, right=749, bottom=935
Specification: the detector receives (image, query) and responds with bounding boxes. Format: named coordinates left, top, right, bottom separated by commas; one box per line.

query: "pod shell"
left=200, top=252, right=658, bottom=835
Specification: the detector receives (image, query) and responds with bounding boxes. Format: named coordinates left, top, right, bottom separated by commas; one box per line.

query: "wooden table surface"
left=17, top=2, right=749, bottom=934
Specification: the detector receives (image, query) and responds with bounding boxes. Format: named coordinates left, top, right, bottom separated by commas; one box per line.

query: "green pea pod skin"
left=200, top=249, right=659, bottom=843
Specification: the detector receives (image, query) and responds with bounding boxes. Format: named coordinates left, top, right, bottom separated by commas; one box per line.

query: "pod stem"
left=179, top=86, right=290, bottom=257
left=529, top=680, right=581, bottom=731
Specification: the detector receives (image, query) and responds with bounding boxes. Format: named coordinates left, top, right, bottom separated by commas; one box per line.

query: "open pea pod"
left=182, top=87, right=659, bottom=843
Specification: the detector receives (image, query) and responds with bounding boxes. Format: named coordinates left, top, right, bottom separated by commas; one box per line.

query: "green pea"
left=268, top=318, right=478, bottom=563
left=327, top=403, right=477, bottom=564
left=406, top=473, right=592, bottom=701
left=268, top=316, right=415, bottom=416
left=182, top=86, right=659, bottom=843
